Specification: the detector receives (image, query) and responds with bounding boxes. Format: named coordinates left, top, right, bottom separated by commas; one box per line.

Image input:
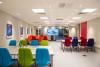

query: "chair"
left=0, top=48, right=16, bottom=67
left=72, top=37, right=79, bottom=51
left=43, top=35, right=48, bottom=40
left=41, top=40, right=48, bottom=46
left=19, top=39, right=27, bottom=46
left=27, top=35, right=37, bottom=43
left=18, top=48, right=35, bottom=67
left=87, top=38, right=95, bottom=52
left=38, top=35, right=44, bottom=42
left=36, top=48, right=51, bottom=67
left=9, top=40, right=17, bottom=46
left=79, top=37, right=87, bottom=51
left=63, top=37, right=72, bottom=52
left=30, top=40, right=39, bottom=46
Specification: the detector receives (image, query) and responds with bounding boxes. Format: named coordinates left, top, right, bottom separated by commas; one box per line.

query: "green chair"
left=18, top=48, right=35, bottom=67
left=41, top=40, right=48, bottom=46
left=19, top=39, right=27, bottom=46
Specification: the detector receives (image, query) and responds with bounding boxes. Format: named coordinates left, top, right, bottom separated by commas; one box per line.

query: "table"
left=7, top=46, right=54, bottom=67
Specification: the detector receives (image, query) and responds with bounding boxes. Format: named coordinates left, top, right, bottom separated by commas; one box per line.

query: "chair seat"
left=22, top=61, right=35, bottom=67
left=37, top=61, right=50, bottom=66
left=8, top=60, right=16, bottom=66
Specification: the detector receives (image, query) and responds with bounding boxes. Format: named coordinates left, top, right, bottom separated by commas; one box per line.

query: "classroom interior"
left=0, top=0, right=100, bottom=67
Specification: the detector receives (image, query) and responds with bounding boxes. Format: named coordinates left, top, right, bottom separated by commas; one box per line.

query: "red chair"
left=79, top=37, right=87, bottom=51
left=63, top=37, right=72, bottom=52
left=38, top=35, right=44, bottom=45
left=27, top=35, right=37, bottom=43
left=32, top=35, right=37, bottom=40
left=43, top=35, right=48, bottom=40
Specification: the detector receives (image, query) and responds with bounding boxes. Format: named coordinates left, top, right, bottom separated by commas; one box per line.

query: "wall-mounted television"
left=47, top=28, right=58, bottom=35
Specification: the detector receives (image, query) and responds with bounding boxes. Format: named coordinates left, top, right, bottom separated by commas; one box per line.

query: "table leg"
left=50, top=55, right=53, bottom=67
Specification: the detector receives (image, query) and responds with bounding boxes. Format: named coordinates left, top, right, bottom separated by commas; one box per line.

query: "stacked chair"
left=0, top=48, right=17, bottom=67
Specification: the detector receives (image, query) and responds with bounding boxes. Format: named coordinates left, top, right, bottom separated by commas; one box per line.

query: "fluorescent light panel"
left=32, top=9, right=45, bottom=13
left=40, top=17, right=48, bottom=19
left=72, top=17, right=81, bottom=20
left=81, top=8, right=96, bottom=13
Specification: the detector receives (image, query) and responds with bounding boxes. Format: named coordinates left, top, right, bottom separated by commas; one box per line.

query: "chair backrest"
left=87, top=38, right=94, bottom=47
left=36, top=48, right=50, bottom=66
left=19, top=48, right=34, bottom=66
left=72, top=37, right=78, bottom=46
left=41, top=40, right=48, bottom=46
left=9, top=39, right=17, bottom=46
left=27, top=35, right=37, bottom=42
left=38, top=35, right=44, bottom=42
left=64, top=37, right=71, bottom=46
left=30, top=40, right=39, bottom=46
left=80, top=37, right=87, bottom=46
left=19, top=39, right=27, bottom=46
left=43, top=35, right=48, bottom=40
left=0, top=48, right=12, bottom=66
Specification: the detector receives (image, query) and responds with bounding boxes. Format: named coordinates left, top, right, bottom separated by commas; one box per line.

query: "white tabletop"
left=7, top=46, right=54, bottom=55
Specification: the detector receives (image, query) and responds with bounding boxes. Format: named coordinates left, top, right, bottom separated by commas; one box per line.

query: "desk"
left=7, top=46, right=54, bottom=67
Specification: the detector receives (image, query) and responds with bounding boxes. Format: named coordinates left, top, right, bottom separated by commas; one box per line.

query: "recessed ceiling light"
left=0, top=1, right=3, bottom=4
left=40, top=17, right=48, bottom=19
left=32, top=9, right=45, bottom=13
left=72, top=17, right=81, bottom=20
left=81, top=8, right=96, bottom=13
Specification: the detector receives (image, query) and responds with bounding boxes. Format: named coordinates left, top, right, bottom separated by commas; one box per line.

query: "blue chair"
left=30, top=40, right=39, bottom=46
left=0, top=48, right=16, bottom=67
left=36, top=48, right=51, bottom=67
left=87, top=38, right=95, bottom=52
left=9, top=40, right=17, bottom=46
left=72, top=37, right=79, bottom=51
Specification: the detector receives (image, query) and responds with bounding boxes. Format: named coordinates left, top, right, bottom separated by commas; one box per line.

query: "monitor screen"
left=47, top=28, right=58, bottom=35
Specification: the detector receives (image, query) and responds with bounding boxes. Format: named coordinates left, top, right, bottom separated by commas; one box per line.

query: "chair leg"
left=93, top=47, right=96, bottom=52
left=63, top=46, right=64, bottom=52
left=70, top=47, right=72, bottom=52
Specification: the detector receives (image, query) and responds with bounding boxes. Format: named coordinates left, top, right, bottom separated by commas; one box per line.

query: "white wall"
left=0, top=10, right=35, bottom=47
left=87, top=17, right=100, bottom=48
left=69, top=26, right=77, bottom=37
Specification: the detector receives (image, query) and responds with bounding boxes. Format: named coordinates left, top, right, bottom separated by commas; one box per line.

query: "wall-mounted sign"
left=6, top=24, right=12, bottom=38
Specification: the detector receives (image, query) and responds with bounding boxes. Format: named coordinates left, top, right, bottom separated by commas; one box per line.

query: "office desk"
left=7, top=46, right=54, bottom=67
